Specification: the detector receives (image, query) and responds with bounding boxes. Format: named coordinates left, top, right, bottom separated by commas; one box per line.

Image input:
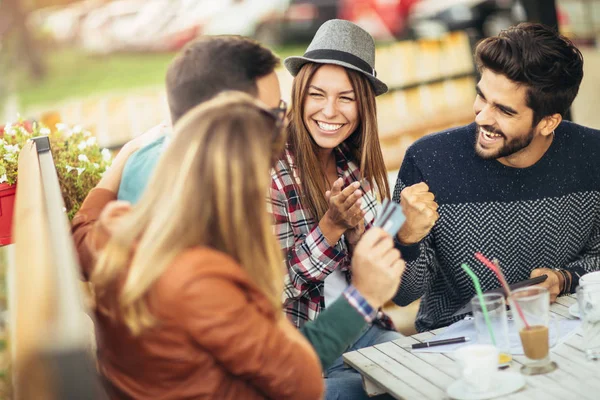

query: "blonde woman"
left=270, top=20, right=400, bottom=399
left=72, top=93, right=323, bottom=399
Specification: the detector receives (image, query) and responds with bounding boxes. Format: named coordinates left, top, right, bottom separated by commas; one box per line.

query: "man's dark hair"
left=165, top=35, right=280, bottom=123
left=475, top=23, right=584, bottom=126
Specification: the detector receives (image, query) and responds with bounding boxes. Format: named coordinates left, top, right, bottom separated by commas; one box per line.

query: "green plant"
left=0, top=119, right=113, bottom=218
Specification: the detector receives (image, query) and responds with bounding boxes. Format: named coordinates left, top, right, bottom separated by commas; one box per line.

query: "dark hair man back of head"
left=166, top=35, right=280, bottom=124
left=475, top=22, right=584, bottom=126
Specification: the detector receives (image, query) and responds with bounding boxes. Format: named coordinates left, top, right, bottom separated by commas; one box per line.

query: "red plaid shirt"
left=268, top=144, right=395, bottom=330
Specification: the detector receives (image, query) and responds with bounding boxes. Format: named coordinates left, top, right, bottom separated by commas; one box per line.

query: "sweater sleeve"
left=391, top=150, right=439, bottom=306
left=269, top=181, right=347, bottom=301
left=563, top=218, right=600, bottom=291
left=299, top=287, right=370, bottom=370
left=179, top=269, right=324, bottom=400
left=71, top=188, right=117, bottom=280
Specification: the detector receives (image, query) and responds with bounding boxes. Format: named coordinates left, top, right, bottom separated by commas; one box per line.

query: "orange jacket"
left=72, top=189, right=324, bottom=399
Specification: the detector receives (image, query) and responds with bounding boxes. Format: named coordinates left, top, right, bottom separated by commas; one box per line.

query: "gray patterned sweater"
left=392, top=121, right=600, bottom=332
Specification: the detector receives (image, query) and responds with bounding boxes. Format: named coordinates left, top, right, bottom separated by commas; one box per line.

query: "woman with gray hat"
left=269, top=19, right=401, bottom=399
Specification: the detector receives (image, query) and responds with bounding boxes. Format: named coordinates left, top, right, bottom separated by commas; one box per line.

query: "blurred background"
left=1, top=0, right=600, bottom=172
left=1, top=2, right=599, bottom=396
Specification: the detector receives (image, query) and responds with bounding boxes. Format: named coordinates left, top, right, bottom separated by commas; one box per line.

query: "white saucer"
left=569, top=303, right=580, bottom=319
left=446, top=372, right=526, bottom=400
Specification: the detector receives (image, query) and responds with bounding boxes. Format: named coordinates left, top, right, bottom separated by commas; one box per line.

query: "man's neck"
left=497, top=133, right=555, bottom=168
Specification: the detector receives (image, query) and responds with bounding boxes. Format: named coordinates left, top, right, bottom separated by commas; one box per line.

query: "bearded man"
left=391, top=23, right=600, bottom=332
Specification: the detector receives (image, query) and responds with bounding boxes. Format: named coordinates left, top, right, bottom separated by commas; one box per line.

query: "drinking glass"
left=508, top=286, right=558, bottom=375
left=577, top=283, right=600, bottom=360
left=471, top=293, right=512, bottom=365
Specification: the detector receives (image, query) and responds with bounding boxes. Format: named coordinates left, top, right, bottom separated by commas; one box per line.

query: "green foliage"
left=0, top=120, right=112, bottom=218
left=15, top=48, right=175, bottom=110
left=14, top=45, right=307, bottom=110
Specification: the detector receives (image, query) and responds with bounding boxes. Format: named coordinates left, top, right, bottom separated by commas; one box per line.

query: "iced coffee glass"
left=508, top=286, right=558, bottom=375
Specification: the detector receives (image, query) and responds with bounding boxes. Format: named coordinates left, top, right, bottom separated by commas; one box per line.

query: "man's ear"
left=537, top=113, right=562, bottom=137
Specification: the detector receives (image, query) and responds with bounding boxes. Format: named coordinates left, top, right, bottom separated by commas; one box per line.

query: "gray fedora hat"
left=284, top=19, right=388, bottom=96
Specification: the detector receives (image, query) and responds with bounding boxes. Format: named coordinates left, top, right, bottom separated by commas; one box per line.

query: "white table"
left=343, top=295, right=600, bottom=399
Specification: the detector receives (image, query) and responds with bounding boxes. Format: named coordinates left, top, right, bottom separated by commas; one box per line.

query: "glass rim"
left=576, top=283, right=600, bottom=292
left=470, top=292, right=505, bottom=303
left=509, top=286, right=548, bottom=301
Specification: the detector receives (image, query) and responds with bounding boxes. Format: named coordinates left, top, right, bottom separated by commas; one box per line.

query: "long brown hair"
left=287, top=63, right=390, bottom=222
left=92, top=92, right=286, bottom=335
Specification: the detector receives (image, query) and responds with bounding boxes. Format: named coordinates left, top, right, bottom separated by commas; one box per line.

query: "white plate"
left=570, top=303, right=580, bottom=319
left=447, top=372, right=526, bottom=400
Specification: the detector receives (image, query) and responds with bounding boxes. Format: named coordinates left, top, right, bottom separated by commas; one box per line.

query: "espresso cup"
left=580, top=271, right=600, bottom=287
left=454, top=344, right=499, bottom=393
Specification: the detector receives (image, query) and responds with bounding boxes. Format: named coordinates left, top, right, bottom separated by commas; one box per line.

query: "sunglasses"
left=262, top=99, right=288, bottom=129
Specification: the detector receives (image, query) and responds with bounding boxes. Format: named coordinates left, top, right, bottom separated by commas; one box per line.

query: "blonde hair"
left=287, top=63, right=390, bottom=222
left=92, top=92, right=286, bottom=335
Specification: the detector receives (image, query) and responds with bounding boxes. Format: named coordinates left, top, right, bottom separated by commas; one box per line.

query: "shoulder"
left=271, top=147, right=297, bottom=192
left=155, top=248, right=255, bottom=300
left=167, top=247, right=245, bottom=279
left=127, top=135, right=167, bottom=168
left=558, top=121, right=600, bottom=147
left=555, top=122, right=600, bottom=179
left=119, top=135, right=167, bottom=202
left=408, top=123, right=475, bottom=152
left=153, top=248, right=277, bottom=323
left=122, top=135, right=166, bottom=182
left=404, top=123, right=476, bottom=163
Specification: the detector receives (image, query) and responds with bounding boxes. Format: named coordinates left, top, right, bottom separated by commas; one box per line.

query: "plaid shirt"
left=268, top=144, right=395, bottom=330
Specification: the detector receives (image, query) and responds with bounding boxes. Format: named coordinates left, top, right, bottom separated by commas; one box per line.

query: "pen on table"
left=404, top=336, right=470, bottom=350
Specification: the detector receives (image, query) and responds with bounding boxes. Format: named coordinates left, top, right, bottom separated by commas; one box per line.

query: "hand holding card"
left=352, top=227, right=406, bottom=309
left=373, top=198, right=406, bottom=237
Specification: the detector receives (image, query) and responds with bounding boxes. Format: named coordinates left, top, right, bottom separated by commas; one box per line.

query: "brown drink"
left=519, top=325, right=549, bottom=360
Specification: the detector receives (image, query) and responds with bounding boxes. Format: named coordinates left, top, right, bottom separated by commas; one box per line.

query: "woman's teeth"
left=481, top=127, right=502, bottom=139
left=317, top=121, right=343, bottom=131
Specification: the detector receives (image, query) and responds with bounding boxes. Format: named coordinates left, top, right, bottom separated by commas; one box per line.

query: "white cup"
left=454, top=344, right=499, bottom=393
left=580, top=271, right=600, bottom=287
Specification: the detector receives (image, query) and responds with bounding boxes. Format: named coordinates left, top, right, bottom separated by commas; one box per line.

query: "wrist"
left=552, top=268, right=568, bottom=295
left=560, top=269, right=573, bottom=294
left=343, top=285, right=378, bottom=323
left=320, top=211, right=346, bottom=246
left=351, top=283, right=382, bottom=310
left=396, top=226, right=422, bottom=245
left=346, top=227, right=363, bottom=245
left=342, top=284, right=381, bottom=324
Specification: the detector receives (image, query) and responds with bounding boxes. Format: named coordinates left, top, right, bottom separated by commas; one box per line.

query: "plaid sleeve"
left=342, top=285, right=377, bottom=323
left=269, top=180, right=347, bottom=300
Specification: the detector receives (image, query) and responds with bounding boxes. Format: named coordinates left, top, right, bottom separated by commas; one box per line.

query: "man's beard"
left=474, top=124, right=536, bottom=160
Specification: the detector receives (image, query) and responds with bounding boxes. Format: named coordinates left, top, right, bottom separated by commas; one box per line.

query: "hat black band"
left=303, top=49, right=376, bottom=77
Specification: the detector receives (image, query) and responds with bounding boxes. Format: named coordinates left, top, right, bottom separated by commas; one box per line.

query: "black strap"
left=303, top=49, right=376, bottom=77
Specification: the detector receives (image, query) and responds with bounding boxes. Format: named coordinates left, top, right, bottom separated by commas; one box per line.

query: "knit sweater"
left=393, top=121, right=600, bottom=332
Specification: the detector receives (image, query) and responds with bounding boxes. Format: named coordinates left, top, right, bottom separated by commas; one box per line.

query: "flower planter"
left=0, top=183, right=16, bottom=246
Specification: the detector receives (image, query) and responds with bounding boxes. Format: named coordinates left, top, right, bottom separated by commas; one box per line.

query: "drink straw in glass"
left=474, top=253, right=511, bottom=293
left=474, top=253, right=530, bottom=329
left=461, top=263, right=496, bottom=345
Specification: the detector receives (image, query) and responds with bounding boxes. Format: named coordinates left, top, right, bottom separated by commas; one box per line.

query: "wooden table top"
left=343, top=295, right=600, bottom=400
